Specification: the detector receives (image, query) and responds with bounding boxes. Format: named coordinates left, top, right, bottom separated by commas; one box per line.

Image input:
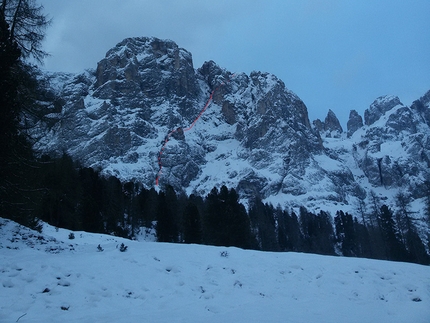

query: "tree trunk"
left=9, top=0, right=23, bottom=41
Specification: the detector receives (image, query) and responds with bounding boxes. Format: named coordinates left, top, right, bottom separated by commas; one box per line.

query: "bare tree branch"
left=3, top=0, right=51, bottom=62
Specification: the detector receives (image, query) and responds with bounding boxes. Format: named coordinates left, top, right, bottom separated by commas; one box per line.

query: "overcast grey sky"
left=38, top=0, right=430, bottom=126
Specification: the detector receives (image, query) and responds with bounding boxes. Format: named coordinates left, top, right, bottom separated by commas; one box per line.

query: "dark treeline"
left=22, top=154, right=429, bottom=266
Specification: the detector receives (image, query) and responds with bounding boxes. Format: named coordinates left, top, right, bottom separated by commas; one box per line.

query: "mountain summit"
left=34, top=37, right=430, bottom=212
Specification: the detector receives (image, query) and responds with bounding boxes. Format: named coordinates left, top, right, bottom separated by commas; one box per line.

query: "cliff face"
left=33, top=37, right=430, bottom=212
left=347, top=93, right=430, bottom=196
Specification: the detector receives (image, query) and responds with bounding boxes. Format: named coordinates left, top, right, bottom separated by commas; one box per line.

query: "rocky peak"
left=312, top=109, right=342, bottom=138
left=347, top=110, right=363, bottom=137
left=364, top=95, right=402, bottom=126
left=94, top=37, right=200, bottom=108
left=324, top=109, right=343, bottom=137
left=198, top=60, right=228, bottom=89
left=420, top=89, right=430, bottom=108
left=312, top=119, right=324, bottom=133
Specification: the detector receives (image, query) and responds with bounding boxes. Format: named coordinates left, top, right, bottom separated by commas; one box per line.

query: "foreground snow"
left=1, top=218, right=429, bottom=323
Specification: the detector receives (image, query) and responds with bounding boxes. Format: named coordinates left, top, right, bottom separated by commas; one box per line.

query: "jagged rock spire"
left=347, top=110, right=363, bottom=137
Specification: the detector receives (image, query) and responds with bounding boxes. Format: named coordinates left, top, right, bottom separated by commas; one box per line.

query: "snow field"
left=1, top=218, right=429, bottom=323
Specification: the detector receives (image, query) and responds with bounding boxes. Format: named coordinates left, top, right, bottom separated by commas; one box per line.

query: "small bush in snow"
left=97, top=244, right=104, bottom=252
left=119, top=243, right=128, bottom=252
left=68, top=232, right=75, bottom=240
left=220, top=251, right=229, bottom=258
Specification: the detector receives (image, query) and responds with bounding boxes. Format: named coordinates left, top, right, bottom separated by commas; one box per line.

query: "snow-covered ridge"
left=1, top=217, right=429, bottom=322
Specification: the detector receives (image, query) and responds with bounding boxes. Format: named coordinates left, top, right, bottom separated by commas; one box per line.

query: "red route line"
left=183, top=91, right=214, bottom=131
left=155, top=75, right=234, bottom=186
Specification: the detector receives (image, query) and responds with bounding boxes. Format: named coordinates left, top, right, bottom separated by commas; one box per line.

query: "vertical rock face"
left=410, top=89, right=430, bottom=127
left=93, top=37, right=200, bottom=120
left=347, top=110, right=363, bottom=137
left=33, top=36, right=430, bottom=212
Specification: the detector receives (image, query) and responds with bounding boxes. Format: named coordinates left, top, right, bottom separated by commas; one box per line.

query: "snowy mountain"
left=1, top=217, right=429, bottom=323
left=33, top=36, right=430, bottom=213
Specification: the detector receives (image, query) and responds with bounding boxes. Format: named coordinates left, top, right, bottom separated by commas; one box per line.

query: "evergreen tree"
left=378, top=205, right=408, bottom=261
left=0, top=7, right=20, bottom=150
left=404, top=228, right=430, bottom=265
left=355, top=197, right=368, bottom=227
left=38, top=154, right=81, bottom=230
left=102, top=176, right=126, bottom=236
left=353, top=217, right=373, bottom=258
left=317, top=210, right=335, bottom=255
left=276, top=206, right=288, bottom=251
left=299, top=207, right=314, bottom=253
left=334, top=210, right=357, bottom=257
left=422, top=180, right=430, bottom=259
left=300, top=208, right=335, bottom=255
left=249, top=198, right=278, bottom=251
left=394, top=191, right=430, bottom=264
left=138, top=187, right=158, bottom=228
left=288, top=210, right=304, bottom=251
left=78, top=167, right=104, bottom=233
left=182, top=198, right=202, bottom=244
left=123, top=181, right=140, bottom=236
left=368, top=190, right=381, bottom=229
left=156, top=187, right=179, bottom=243
left=202, top=187, right=221, bottom=245
left=277, top=207, right=303, bottom=252
left=0, top=1, right=50, bottom=228
left=365, top=191, right=385, bottom=259
left=224, top=187, right=254, bottom=249
left=0, top=8, right=31, bottom=225
left=203, top=186, right=253, bottom=249
left=394, top=191, right=413, bottom=245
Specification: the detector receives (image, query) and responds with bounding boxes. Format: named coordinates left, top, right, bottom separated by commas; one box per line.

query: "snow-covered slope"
left=33, top=36, right=430, bottom=214
left=1, top=218, right=429, bottom=323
